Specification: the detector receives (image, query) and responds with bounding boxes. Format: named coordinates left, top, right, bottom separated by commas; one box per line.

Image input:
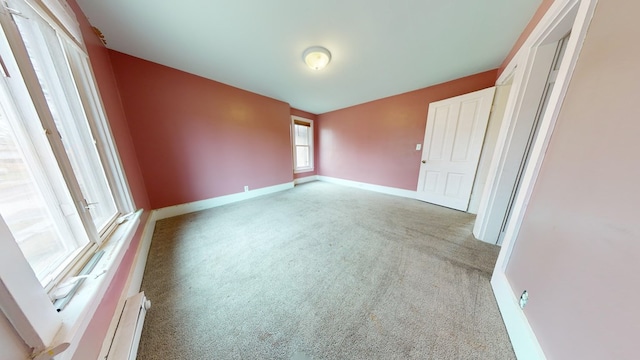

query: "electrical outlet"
left=244, top=186, right=249, bottom=192
left=519, top=290, right=529, bottom=309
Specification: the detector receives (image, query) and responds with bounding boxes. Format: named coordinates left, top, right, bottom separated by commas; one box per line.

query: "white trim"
left=97, top=212, right=156, bottom=360
left=294, top=175, right=318, bottom=185
left=468, top=82, right=513, bottom=215
left=0, top=217, right=61, bottom=352
left=53, top=210, right=142, bottom=360
left=33, top=0, right=81, bottom=42
left=498, top=55, right=519, bottom=87
left=293, top=167, right=314, bottom=174
left=154, top=182, right=295, bottom=221
left=487, top=0, right=597, bottom=358
left=317, top=176, right=417, bottom=199
left=495, top=0, right=597, bottom=268
left=473, top=40, right=559, bottom=244
left=475, top=0, right=592, bottom=244
left=65, top=47, right=136, bottom=214
left=491, top=271, right=545, bottom=360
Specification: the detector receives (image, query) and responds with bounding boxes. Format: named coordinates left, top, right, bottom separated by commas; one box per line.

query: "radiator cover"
left=106, top=292, right=150, bottom=360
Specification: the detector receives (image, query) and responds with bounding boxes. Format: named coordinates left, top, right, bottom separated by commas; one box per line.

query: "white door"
left=416, top=87, right=495, bottom=211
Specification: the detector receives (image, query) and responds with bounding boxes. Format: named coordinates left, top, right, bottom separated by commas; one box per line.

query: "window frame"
left=1, top=0, right=135, bottom=285
left=291, top=116, right=314, bottom=174
left=0, top=0, right=138, bottom=356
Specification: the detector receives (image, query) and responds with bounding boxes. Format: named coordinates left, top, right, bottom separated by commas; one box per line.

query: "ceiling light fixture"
left=303, top=46, right=331, bottom=71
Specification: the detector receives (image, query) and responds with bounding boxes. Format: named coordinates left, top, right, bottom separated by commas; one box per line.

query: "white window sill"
left=50, top=209, right=142, bottom=359
left=294, top=167, right=315, bottom=174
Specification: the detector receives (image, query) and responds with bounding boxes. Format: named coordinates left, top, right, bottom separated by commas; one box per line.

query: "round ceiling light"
left=303, top=46, right=331, bottom=71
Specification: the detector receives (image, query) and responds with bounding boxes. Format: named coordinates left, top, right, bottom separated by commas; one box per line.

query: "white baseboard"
left=294, top=175, right=319, bottom=185
left=154, top=182, right=294, bottom=220
left=317, top=176, right=417, bottom=199
left=491, top=271, right=546, bottom=360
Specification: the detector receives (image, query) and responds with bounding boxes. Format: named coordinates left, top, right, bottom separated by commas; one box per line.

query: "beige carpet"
left=138, top=182, right=514, bottom=359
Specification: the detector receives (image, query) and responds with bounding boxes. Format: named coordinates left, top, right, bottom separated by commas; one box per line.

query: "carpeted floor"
left=138, top=182, right=514, bottom=359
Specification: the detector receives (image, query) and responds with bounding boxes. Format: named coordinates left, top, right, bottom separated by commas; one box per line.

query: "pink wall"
left=316, top=70, right=497, bottom=190
left=290, top=108, right=317, bottom=121
left=109, top=51, right=294, bottom=209
left=505, top=0, right=640, bottom=358
left=290, top=108, right=319, bottom=179
left=498, top=0, right=555, bottom=78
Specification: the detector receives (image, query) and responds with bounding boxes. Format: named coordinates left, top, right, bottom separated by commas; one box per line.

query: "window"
left=292, top=116, right=313, bottom=173
left=0, top=0, right=133, bottom=291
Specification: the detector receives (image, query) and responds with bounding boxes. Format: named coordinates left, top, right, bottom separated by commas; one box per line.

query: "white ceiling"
left=76, top=0, right=541, bottom=114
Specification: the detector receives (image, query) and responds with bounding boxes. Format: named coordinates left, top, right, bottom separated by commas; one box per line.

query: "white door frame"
left=476, top=0, right=598, bottom=358
left=473, top=40, right=558, bottom=245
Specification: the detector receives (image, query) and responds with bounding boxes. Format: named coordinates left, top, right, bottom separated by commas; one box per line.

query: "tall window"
left=292, top=117, right=314, bottom=173
left=0, top=0, right=133, bottom=291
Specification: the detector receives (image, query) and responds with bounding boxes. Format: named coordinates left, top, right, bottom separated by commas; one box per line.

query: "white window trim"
left=63, top=37, right=135, bottom=218
left=0, top=0, right=140, bottom=358
left=0, top=210, right=141, bottom=357
left=31, top=0, right=81, bottom=43
left=0, top=0, right=134, bottom=277
left=291, top=116, right=314, bottom=174
left=0, top=217, right=61, bottom=351
left=52, top=210, right=141, bottom=359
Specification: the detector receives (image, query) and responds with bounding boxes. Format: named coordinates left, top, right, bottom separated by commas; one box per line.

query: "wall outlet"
left=519, top=290, right=529, bottom=309
left=244, top=186, right=249, bottom=192
left=416, top=144, right=422, bottom=150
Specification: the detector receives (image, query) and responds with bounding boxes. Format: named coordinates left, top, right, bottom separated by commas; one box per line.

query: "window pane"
left=296, top=146, right=310, bottom=168
left=12, top=1, right=117, bottom=231
left=0, top=108, right=87, bottom=283
left=295, top=124, right=309, bottom=146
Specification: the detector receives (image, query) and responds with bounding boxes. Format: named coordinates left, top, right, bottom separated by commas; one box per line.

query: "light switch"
left=416, top=144, right=422, bottom=151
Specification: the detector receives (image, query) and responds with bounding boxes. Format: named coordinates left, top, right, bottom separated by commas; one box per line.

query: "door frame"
left=473, top=40, right=559, bottom=245
left=476, top=0, right=598, bottom=358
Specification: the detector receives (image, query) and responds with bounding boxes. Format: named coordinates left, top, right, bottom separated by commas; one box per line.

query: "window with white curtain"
left=0, top=0, right=133, bottom=291
left=292, top=117, right=313, bottom=173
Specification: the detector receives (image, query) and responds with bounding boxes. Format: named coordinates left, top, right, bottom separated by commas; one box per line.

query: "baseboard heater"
left=105, top=292, right=151, bottom=360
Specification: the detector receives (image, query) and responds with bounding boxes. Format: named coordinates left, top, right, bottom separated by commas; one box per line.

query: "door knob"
left=421, top=160, right=426, bottom=164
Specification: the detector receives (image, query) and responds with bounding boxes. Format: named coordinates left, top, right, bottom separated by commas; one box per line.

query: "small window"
left=292, top=117, right=314, bottom=173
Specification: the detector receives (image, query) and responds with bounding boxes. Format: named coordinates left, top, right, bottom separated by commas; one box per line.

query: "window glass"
left=0, top=104, right=88, bottom=283
left=12, top=0, right=117, bottom=231
left=295, top=124, right=309, bottom=146
left=292, top=118, right=313, bottom=172
left=0, top=0, right=132, bottom=289
left=295, top=146, right=310, bottom=168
